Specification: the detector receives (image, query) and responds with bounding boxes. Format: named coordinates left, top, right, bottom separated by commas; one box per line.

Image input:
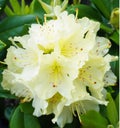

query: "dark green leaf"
left=91, top=0, right=111, bottom=19
left=0, top=40, right=6, bottom=51
left=67, top=4, right=102, bottom=21
left=0, top=65, right=6, bottom=82
left=0, top=89, right=16, bottom=100
left=0, top=0, right=7, bottom=12
left=100, top=23, right=113, bottom=34
left=115, top=93, right=119, bottom=112
left=24, top=114, right=41, bottom=128
left=106, top=93, right=118, bottom=127
left=10, top=106, right=24, bottom=128
left=0, top=15, right=40, bottom=44
left=30, top=0, right=45, bottom=21
left=10, top=105, right=41, bottom=128
left=109, top=30, right=119, bottom=45
left=81, top=110, right=108, bottom=128
left=0, top=90, right=17, bottom=99
left=111, top=0, right=119, bottom=10
left=20, top=102, right=34, bottom=114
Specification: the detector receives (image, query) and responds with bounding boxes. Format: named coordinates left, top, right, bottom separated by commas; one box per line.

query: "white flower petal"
left=32, top=95, right=48, bottom=116
left=104, top=70, right=117, bottom=86
left=55, top=107, right=73, bottom=128
left=34, top=52, right=78, bottom=99
left=2, top=70, right=33, bottom=101
left=90, top=36, right=111, bottom=56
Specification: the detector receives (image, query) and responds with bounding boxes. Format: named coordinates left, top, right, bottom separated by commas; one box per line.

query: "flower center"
left=49, top=61, right=63, bottom=86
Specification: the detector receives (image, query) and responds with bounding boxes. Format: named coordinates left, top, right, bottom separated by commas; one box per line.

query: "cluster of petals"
left=2, top=11, right=117, bottom=127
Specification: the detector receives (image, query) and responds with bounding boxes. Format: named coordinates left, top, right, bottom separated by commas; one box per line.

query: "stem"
left=100, top=23, right=113, bottom=34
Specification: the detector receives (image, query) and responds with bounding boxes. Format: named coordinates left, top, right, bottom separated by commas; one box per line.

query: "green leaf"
left=0, top=40, right=6, bottom=51
left=81, top=110, right=108, bottom=128
left=4, top=0, right=32, bottom=15
left=21, top=0, right=26, bottom=14
left=111, top=0, right=119, bottom=10
left=109, top=30, right=119, bottom=45
left=4, top=5, right=15, bottom=16
left=91, top=0, right=111, bottom=19
left=10, top=105, right=41, bottom=128
left=20, top=102, right=34, bottom=114
left=0, top=15, right=39, bottom=44
left=0, top=90, right=17, bottom=99
left=67, top=4, right=102, bottom=21
left=38, top=0, right=52, bottom=14
left=9, top=0, right=21, bottom=14
left=115, top=93, right=119, bottom=112
left=100, top=23, right=113, bottom=34
left=30, top=0, right=45, bottom=21
left=0, top=0, right=7, bottom=12
left=24, top=114, right=41, bottom=128
left=106, top=93, right=118, bottom=127
left=10, top=106, right=24, bottom=128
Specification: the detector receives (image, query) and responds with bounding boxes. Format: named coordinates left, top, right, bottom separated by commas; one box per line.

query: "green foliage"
left=0, top=15, right=39, bottom=44
left=0, top=40, right=6, bottom=50
left=24, top=114, right=41, bottom=128
left=67, top=4, right=102, bottom=21
left=106, top=93, right=118, bottom=127
left=91, top=0, right=119, bottom=19
left=109, top=30, right=119, bottom=45
left=10, top=105, right=41, bottom=128
left=4, top=0, right=33, bottom=16
left=20, top=102, right=34, bottom=114
left=80, top=110, right=108, bottom=128
left=91, top=0, right=111, bottom=19
left=0, top=0, right=7, bottom=12
left=10, top=106, right=24, bottom=128
left=91, top=0, right=119, bottom=46
left=115, top=93, right=119, bottom=112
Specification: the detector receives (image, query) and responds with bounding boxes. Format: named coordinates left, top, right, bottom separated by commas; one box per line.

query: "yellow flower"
left=1, top=10, right=117, bottom=128
left=33, top=52, right=79, bottom=100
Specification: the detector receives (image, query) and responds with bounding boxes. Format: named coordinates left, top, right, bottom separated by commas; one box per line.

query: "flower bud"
left=110, top=8, right=120, bottom=29
left=38, top=0, right=68, bottom=18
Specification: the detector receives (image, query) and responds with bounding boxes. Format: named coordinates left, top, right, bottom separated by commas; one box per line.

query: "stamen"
left=44, top=14, right=47, bottom=24
left=75, top=8, right=79, bottom=20
left=36, top=16, right=40, bottom=24
left=20, top=96, right=31, bottom=103
left=75, top=104, right=81, bottom=122
left=9, top=37, right=19, bottom=48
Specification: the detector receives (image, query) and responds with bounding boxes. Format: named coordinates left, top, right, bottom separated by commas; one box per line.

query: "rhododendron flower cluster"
left=2, top=11, right=117, bottom=127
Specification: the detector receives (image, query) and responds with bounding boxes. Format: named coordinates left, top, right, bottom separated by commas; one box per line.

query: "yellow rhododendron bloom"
left=1, top=11, right=117, bottom=128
